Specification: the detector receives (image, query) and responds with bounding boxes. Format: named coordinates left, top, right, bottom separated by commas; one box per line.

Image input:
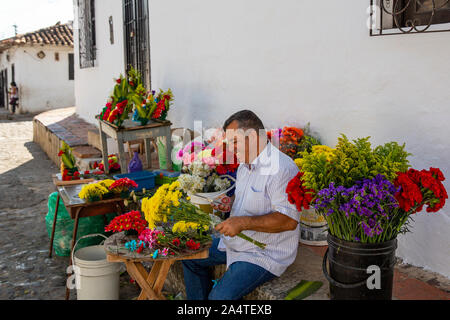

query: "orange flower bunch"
left=280, top=127, right=305, bottom=159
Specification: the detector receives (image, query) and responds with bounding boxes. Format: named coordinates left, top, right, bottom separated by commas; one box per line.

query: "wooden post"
left=144, top=138, right=152, bottom=169
left=99, top=120, right=110, bottom=174
left=116, top=131, right=127, bottom=174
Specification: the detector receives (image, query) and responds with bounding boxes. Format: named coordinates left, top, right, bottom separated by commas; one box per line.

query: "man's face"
left=224, top=120, right=260, bottom=164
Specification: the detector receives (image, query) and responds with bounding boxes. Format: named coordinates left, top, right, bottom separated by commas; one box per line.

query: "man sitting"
left=182, top=110, right=300, bottom=300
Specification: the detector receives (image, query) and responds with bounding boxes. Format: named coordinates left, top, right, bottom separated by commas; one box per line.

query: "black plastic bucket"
left=322, top=234, right=397, bottom=300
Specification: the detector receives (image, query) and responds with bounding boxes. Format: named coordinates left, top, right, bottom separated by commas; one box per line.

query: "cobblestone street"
left=0, top=114, right=139, bottom=300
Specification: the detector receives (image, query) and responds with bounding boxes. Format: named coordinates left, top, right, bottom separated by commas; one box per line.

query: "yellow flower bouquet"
left=141, top=181, right=266, bottom=249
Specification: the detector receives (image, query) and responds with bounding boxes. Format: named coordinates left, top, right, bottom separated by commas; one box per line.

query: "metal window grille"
left=123, top=0, right=151, bottom=89
left=69, top=53, right=75, bottom=80
left=370, top=0, right=450, bottom=36
left=78, top=0, right=97, bottom=68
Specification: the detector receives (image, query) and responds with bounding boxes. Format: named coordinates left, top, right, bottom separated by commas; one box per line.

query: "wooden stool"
left=105, top=233, right=210, bottom=300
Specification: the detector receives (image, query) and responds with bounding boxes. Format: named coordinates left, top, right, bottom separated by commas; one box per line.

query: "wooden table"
left=97, top=118, right=173, bottom=174
left=48, top=175, right=126, bottom=299
left=104, top=233, right=210, bottom=300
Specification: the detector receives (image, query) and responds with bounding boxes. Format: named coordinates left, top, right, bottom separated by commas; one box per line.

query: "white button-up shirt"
left=218, top=142, right=300, bottom=277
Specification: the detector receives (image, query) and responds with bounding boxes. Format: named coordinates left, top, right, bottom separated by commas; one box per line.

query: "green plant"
left=300, top=134, right=411, bottom=192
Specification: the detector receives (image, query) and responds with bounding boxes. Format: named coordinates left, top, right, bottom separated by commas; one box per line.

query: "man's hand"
left=211, top=194, right=234, bottom=213
left=215, top=216, right=248, bottom=237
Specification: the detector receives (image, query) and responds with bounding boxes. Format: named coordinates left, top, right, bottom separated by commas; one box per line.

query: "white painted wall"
left=73, top=0, right=450, bottom=277
left=0, top=45, right=75, bottom=113
left=73, top=0, right=125, bottom=123
left=148, top=0, right=450, bottom=278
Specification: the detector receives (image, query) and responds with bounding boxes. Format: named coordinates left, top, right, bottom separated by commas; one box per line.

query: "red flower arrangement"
left=212, top=147, right=239, bottom=175
left=152, top=95, right=170, bottom=119
left=286, top=172, right=315, bottom=211
left=109, top=177, right=138, bottom=193
left=186, top=239, right=201, bottom=250
left=172, top=238, right=181, bottom=247
left=280, top=127, right=305, bottom=158
left=94, top=155, right=121, bottom=172
left=394, top=167, right=448, bottom=214
left=105, top=211, right=148, bottom=235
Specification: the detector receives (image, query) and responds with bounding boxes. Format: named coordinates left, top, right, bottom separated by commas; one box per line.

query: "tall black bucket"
left=322, top=234, right=397, bottom=300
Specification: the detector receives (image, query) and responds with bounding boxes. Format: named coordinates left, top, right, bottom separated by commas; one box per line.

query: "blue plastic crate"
left=113, top=171, right=157, bottom=192
left=152, top=169, right=180, bottom=186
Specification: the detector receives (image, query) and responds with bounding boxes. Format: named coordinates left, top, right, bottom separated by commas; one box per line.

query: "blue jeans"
left=182, top=237, right=277, bottom=300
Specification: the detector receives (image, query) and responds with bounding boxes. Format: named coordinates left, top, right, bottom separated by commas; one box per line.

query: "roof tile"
left=0, top=22, right=73, bottom=51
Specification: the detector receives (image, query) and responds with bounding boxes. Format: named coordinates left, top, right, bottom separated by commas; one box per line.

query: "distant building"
left=0, top=22, right=75, bottom=114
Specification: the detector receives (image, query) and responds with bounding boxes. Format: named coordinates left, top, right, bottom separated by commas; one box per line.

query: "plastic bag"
left=45, top=192, right=117, bottom=257
left=157, top=135, right=183, bottom=171
left=128, top=151, right=143, bottom=173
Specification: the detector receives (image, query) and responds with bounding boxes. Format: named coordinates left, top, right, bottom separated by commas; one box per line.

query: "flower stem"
left=237, top=233, right=266, bottom=250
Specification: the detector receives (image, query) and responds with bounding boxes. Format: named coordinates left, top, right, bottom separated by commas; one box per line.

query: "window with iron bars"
left=123, top=0, right=151, bottom=89
left=370, top=0, right=450, bottom=35
left=78, top=0, right=96, bottom=68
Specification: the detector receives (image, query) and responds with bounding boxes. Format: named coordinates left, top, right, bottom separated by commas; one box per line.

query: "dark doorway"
left=0, top=70, right=4, bottom=108
left=0, top=69, right=8, bottom=108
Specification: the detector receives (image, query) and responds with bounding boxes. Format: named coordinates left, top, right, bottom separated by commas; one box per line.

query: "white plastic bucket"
left=72, top=234, right=120, bottom=300
left=300, top=209, right=328, bottom=227
left=299, top=223, right=328, bottom=246
left=187, top=175, right=236, bottom=213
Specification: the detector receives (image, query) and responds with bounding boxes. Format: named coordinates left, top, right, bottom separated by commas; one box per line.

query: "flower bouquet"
left=58, top=141, right=80, bottom=181
left=286, top=134, right=448, bottom=299
left=93, top=154, right=121, bottom=173
left=78, top=178, right=138, bottom=202
left=98, top=67, right=146, bottom=128
left=109, top=177, right=138, bottom=198
left=105, top=211, right=148, bottom=236
left=176, top=141, right=238, bottom=208
left=103, top=181, right=265, bottom=259
left=140, top=181, right=266, bottom=253
left=268, top=124, right=321, bottom=160
left=133, top=88, right=174, bottom=125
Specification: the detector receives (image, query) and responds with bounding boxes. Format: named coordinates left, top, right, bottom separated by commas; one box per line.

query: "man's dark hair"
left=223, top=110, right=265, bottom=131
left=11, top=82, right=16, bottom=87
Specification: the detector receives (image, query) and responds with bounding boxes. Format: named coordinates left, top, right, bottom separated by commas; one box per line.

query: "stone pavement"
left=0, top=112, right=449, bottom=300
left=0, top=113, right=140, bottom=300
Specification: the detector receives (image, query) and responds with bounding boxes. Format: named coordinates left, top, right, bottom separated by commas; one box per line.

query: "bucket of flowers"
left=286, top=134, right=448, bottom=300
left=175, top=140, right=239, bottom=213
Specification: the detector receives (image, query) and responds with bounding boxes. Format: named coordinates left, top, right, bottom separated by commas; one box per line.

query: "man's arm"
left=215, top=212, right=298, bottom=237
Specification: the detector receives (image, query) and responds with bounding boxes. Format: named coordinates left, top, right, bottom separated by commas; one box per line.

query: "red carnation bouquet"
left=105, top=211, right=148, bottom=235
left=109, top=178, right=138, bottom=194
left=394, top=168, right=448, bottom=214
left=286, top=172, right=315, bottom=212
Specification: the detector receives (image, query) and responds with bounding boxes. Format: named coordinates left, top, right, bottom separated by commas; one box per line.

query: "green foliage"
left=301, top=134, right=411, bottom=191
left=295, top=123, right=322, bottom=156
